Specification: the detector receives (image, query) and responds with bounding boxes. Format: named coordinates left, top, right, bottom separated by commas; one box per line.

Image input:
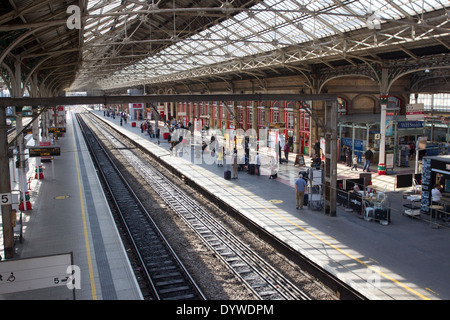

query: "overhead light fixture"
left=425, top=69, right=430, bottom=73
left=366, top=12, right=381, bottom=30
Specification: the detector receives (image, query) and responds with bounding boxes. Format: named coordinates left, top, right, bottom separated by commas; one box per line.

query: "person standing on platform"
left=255, top=152, right=261, bottom=176
left=314, top=139, right=320, bottom=158
left=232, top=149, right=238, bottom=179
left=345, top=146, right=352, bottom=167
left=284, top=143, right=290, bottom=163
left=217, top=147, right=224, bottom=167
left=295, top=174, right=307, bottom=210
left=363, top=148, right=373, bottom=172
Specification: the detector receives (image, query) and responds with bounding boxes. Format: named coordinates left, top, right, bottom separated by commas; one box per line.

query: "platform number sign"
left=0, top=193, right=11, bottom=205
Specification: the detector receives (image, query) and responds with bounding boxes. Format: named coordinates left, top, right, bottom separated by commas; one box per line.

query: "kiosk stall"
left=420, top=155, right=450, bottom=225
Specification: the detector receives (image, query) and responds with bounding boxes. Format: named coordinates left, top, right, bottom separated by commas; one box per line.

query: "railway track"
left=76, top=113, right=206, bottom=300
left=81, top=112, right=312, bottom=300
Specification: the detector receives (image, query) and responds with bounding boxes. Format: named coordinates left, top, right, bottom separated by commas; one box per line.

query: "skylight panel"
left=92, top=0, right=450, bottom=89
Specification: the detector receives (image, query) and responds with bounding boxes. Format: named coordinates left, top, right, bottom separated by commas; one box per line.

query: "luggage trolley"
left=308, top=168, right=324, bottom=210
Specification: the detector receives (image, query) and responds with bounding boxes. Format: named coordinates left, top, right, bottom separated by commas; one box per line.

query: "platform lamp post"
left=378, top=96, right=389, bottom=175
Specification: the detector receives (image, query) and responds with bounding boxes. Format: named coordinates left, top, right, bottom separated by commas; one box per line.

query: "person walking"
left=351, top=155, right=358, bottom=171
left=295, top=174, right=307, bottom=210
left=363, top=148, right=373, bottom=172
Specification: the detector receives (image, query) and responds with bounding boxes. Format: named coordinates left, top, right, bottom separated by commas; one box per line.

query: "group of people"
left=230, top=149, right=262, bottom=179
left=344, top=145, right=374, bottom=173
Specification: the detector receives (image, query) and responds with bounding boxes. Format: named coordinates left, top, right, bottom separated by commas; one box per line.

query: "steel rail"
left=76, top=113, right=206, bottom=300
left=85, top=113, right=311, bottom=300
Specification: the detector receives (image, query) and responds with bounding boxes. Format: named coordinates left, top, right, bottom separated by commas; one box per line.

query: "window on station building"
left=288, top=112, right=294, bottom=129
left=411, top=93, right=450, bottom=112
left=273, top=110, right=279, bottom=123
left=260, top=108, right=265, bottom=123
left=272, top=101, right=279, bottom=123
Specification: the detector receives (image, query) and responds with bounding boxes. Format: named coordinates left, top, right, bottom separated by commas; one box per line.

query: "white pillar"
left=378, top=96, right=389, bottom=175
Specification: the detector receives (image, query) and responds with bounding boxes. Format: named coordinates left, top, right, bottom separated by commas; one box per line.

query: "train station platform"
left=0, top=111, right=143, bottom=300
left=90, top=108, right=450, bottom=300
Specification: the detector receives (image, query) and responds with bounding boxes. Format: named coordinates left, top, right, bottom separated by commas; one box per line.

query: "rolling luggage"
left=248, top=164, right=255, bottom=175
left=224, top=170, right=231, bottom=180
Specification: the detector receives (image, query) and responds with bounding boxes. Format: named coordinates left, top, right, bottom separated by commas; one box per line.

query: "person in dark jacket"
left=363, top=148, right=374, bottom=172
left=314, top=139, right=320, bottom=157
left=345, top=146, right=352, bottom=167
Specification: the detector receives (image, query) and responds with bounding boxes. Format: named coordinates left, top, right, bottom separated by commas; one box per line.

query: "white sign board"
left=0, top=253, right=74, bottom=295
left=0, top=193, right=11, bottom=205
left=406, top=103, right=424, bottom=120
left=386, top=153, right=394, bottom=169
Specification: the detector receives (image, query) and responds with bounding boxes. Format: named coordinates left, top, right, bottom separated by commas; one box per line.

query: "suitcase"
left=303, top=193, right=308, bottom=206
left=224, top=170, right=231, bottom=180
left=248, top=164, right=255, bottom=175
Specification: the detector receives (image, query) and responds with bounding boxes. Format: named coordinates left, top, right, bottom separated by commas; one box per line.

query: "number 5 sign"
left=1, top=193, right=12, bottom=205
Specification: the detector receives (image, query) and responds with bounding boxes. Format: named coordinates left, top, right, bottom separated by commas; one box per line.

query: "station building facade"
left=110, top=71, right=447, bottom=162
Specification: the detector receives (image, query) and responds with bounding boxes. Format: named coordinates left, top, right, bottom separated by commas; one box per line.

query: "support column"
left=224, top=102, right=230, bottom=130
left=0, top=106, right=14, bottom=258
left=252, top=101, right=257, bottom=138
left=324, top=100, right=338, bottom=217
left=378, top=95, right=389, bottom=175
left=279, top=103, right=285, bottom=142
left=264, top=103, right=270, bottom=128
left=242, top=104, right=247, bottom=131
left=293, top=102, right=300, bottom=154
left=233, top=101, right=237, bottom=128
left=207, top=103, right=212, bottom=129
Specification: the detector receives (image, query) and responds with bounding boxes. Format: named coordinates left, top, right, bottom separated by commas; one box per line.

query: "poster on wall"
left=386, top=117, right=394, bottom=136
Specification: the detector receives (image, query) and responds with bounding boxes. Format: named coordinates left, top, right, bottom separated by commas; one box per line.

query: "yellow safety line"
left=188, top=163, right=431, bottom=300
left=72, top=120, right=98, bottom=300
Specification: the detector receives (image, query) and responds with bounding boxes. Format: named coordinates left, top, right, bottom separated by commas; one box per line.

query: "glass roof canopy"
left=72, top=0, right=450, bottom=91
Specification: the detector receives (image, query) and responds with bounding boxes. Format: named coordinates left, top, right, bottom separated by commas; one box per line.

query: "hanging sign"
left=48, top=127, right=66, bottom=133
left=398, top=121, right=423, bottom=129
left=28, top=146, right=61, bottom=157
left=269, top=122, right=286, bottom=129
left=406, top=103, right=424, bottom=120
